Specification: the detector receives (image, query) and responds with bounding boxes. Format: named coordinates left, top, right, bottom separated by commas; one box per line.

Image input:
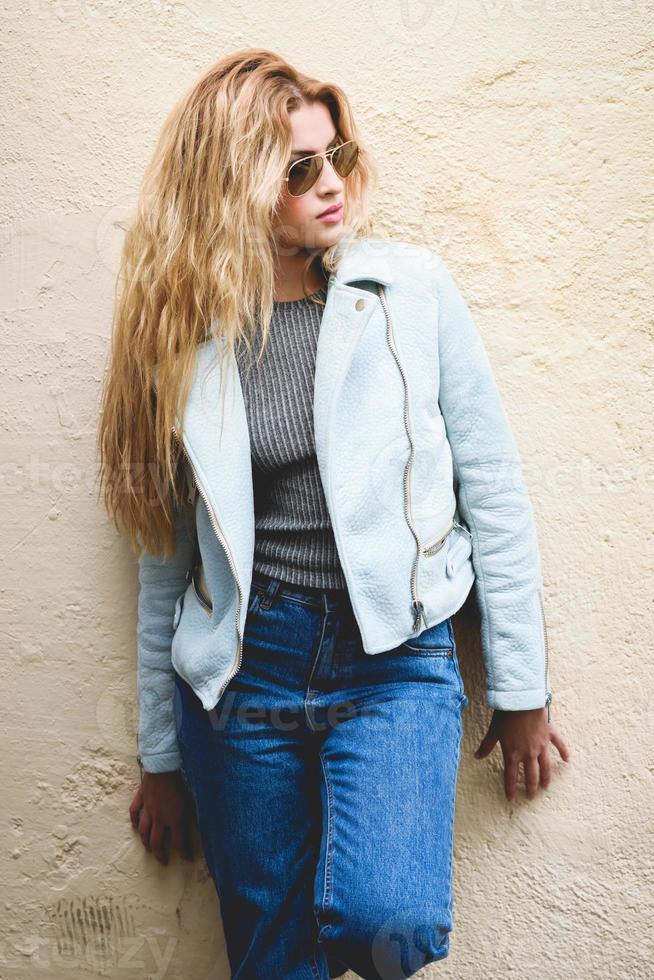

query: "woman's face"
left=273, top=100, right=348, bottom=254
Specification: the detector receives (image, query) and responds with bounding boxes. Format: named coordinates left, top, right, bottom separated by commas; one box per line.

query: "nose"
left=316, top=153, right=343, bottom=193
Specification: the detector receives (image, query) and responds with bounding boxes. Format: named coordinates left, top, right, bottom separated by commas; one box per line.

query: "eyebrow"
left=290, top=136, right=340, bottom=158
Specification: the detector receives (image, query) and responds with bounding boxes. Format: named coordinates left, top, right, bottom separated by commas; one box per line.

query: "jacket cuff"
left=487, top=687, right=552, bottom=712
left=136, top=748, right=182, bottom=774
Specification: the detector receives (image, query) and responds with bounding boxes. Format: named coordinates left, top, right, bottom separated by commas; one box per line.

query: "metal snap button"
left=355, top=298, right=366, bottom=311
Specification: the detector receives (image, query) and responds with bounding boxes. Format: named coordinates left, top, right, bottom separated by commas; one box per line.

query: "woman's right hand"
left=129, top=770, right=196, bottom=866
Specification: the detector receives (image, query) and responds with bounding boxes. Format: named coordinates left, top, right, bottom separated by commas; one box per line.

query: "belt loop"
left=259, top=576, right=281, bottom=610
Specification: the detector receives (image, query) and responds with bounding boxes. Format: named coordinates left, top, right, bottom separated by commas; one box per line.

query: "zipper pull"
left=545, top=691, right=552, bottom=724
left=412, top=600, right=425, bottom=632
left=453, top=519, right=472, bottom=541
left=186, top=465, right=197, bottom=504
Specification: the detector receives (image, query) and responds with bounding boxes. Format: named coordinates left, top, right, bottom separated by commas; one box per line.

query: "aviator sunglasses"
left=283, top=138, right=359, bottom=197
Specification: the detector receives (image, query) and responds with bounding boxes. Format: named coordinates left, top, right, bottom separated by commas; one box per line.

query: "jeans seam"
left=281, top=593, right=325, bottom=609
left=278, top=592, right=340, bottom=611
left=309, top=953, right=322, bottom=980
left=317, top=750, right=335, bottom=941
left=304, top=599, right=330, bottom=732
left=446, top=712, right=463, bottom=924
left=450, top=621, right=464, bottom=696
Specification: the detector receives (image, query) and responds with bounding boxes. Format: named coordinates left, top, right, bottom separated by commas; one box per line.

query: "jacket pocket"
left=172, top=591, right=185, bottom=631
left=445, top=520, right=473, bottom=578
left=191, top=563, right=213, bottom=615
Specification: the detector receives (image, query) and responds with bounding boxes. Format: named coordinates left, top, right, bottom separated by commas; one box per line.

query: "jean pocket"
left=401, top=616, right=454, bottom=656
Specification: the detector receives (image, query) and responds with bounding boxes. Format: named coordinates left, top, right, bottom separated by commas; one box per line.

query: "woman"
left=97, top=48, right=570, bottom=980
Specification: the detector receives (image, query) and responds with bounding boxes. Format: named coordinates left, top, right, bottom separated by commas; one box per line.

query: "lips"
left=317, top=203, right=343, bottom=218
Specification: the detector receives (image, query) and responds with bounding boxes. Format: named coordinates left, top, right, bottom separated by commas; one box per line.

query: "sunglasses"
left=282, top=139, right=359, bottom=197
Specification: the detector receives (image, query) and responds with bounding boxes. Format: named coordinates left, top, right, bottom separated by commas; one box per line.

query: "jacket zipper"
left=537, top=588, right=552, bottom=722
left=377, top=283, right=428, bottom=633
left=422, top=518, right=473, bottom=557
left=171, top=424, right=244, bottom=703
left=422, top=521, right=454, bottom=557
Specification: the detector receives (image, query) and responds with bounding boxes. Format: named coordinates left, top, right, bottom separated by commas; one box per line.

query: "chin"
left=309, top=223, right=346, bottom=250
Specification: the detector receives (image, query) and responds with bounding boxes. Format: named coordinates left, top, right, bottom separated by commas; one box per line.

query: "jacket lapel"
left=160, top=236, right=397, bottom=598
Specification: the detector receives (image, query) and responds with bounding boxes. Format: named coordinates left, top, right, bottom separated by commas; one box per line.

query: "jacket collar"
left=153, top=236, right=395, bottom=382
left=331, top=235, right=395, bottom=286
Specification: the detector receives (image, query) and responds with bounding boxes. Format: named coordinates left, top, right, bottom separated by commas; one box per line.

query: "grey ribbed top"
left=234, top=287, right=348, bottom=589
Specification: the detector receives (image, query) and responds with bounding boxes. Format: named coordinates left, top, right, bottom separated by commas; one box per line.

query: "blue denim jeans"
left=174, top=569, right=469, bottom=980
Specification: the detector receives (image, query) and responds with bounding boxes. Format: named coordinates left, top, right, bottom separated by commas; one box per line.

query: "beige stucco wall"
left=3, top=2, right=652, bottom=977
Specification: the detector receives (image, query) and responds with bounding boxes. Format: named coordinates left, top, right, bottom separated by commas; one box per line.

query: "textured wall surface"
left=2, top=2, right=652, bottom=978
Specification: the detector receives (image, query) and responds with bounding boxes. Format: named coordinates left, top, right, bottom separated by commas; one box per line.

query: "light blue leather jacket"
left=136, top=236, right=553, bottom=773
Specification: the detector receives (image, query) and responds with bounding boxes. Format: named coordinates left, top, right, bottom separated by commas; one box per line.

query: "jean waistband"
left=250, top=569, right=350, bottom=612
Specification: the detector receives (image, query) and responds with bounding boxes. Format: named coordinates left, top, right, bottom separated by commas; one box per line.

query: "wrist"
left=136, top=754, right=179, bottom=779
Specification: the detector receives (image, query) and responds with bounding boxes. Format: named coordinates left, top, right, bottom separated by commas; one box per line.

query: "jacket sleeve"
left=136, top=503, right=197, bottom=772
left=434, top=255, right=553, bottom=714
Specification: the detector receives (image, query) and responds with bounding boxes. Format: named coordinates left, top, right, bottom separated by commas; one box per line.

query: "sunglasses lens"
left=285, top=141, right=359, bottom=196
left=287, top=156, right=322, bottom=197
left=332, top=140, right=359, bottom=178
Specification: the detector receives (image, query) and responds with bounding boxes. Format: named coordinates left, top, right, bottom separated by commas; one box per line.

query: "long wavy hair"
left=96, top=48, right=378, bottom=560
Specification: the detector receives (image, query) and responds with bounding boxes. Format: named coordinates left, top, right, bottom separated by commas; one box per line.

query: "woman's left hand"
left=473, top=708, right=571, bottom=801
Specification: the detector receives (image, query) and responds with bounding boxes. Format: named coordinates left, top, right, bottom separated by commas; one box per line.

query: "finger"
left=474, top=734, right=498, bottom=759
left=138, top=808, right=152, bottom=852
left=150, top=820, right=169, bottom=866
left=504, top=756, right=519, bottom=802
left=550, top=728, right=571, bottom=761
left=524, top=756, right=540, bottom=799
left=539, top=749, right=552, bottom=790
left=129, top=788, right=144, bottom=828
